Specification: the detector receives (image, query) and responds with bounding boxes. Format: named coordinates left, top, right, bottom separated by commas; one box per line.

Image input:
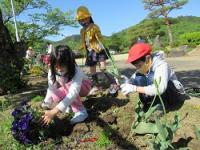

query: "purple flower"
left=21, top=121, right=28, bottom=130
left=23, top=114, right=33, bottom=121
left=12, top=129, right=17, bottom=135
left=18, top=118, right=29, bottom=130
left=20, top=101, right=27, bottom=106
left=11, top=109, right=20, bottom=117
left=19, top=132, right=27, bottom=141
left=11, top=103, right=43, bottom=144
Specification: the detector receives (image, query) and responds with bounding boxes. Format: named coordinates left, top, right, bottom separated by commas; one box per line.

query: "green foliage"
left=131, top=99, right=159, bottom=135
left=0, top=112, right=25, bottom=149
left=1, top=0, right=77, bottom=50
left=143, top=0, right=188, bottom=18
left=193, top=125, right=200, bottom=144
left=96, top=130, right=112, bottom=147
left=31, top=95, right=44, bottom=102
left=0, top=64, right=25, bottom=95
left=0, top=110, right=56, bottom=149
left=55, top=34, right=81, bottom=50
left=2, top=0, right=49, bottom=23
left=29, top=65, right=44, bottom=76
left=55, top=16, right=200, bottom=52
left=0, top=96, right=12, bottom=111
left=131, top=78, right=184, bottom=150
left=179, top=32, right=200, bottom=47
left=143, top=0, right=188, bottom=45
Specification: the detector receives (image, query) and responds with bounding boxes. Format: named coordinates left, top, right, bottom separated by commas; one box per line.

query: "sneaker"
left=156, top=104, right=163, bottom=111
left=88, top=86, right=99, bottom=95
left=41, top=102, right=53, bottom=110
left=70, top=109, right=88, bottom=124
left=65, top=106, right=72, bottom=113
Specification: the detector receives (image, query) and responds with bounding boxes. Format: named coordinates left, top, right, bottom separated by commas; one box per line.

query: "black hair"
left=50, top=45, right=76, bottom=83
left=131, top=55, right=148, bottom=65
left=89, top=17, right=94, bottom=23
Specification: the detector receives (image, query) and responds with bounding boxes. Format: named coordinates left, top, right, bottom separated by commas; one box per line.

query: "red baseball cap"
left=126, top=43, right=152, bottom=63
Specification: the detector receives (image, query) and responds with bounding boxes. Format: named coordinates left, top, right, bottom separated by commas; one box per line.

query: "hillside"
left=55, top=16, right=200, bottom=51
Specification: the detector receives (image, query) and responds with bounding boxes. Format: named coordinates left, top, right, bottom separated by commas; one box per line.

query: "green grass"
left=96, top=130, right=112, bottom=148
left=31, top=95, right=44, bottom=102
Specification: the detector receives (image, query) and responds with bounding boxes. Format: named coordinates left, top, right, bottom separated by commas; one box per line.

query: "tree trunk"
left=164, top=16, right=173, bottom=46
left=0, top=9, right=25, bottom=95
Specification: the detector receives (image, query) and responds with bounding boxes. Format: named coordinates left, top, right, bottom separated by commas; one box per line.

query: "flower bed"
left=11, top=102, right=50, bottom=144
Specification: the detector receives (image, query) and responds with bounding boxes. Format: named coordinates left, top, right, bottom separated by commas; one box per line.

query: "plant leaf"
left=132, top=121, right=158, bottom=134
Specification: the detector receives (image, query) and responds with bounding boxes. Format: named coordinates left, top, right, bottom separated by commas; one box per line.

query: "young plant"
left=11, top=101, right=53, bottom=144
left=96, top=130, right=112, bottom=147
left=131, top=78, right=184, bottom=150
left=193, top=125, right=200, bottom=144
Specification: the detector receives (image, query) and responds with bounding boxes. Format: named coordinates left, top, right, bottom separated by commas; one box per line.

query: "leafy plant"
left=142, top=0, right=188, bottom=45
left=31, top=95, right=44, bottom=102
left=131, top=78, right=184, bottom=150
left=193, top=125, right=200, bottom=144
left=179, top=32, right=200, bottom=47
left=0, top=96, right=12, bottom=111
left=96, top=130, right=112, bottom=147
left=0, top=64, right=25, bottom=95
left=11, top=101, right=53, bottom=144
left=29, top=65, right=43, bottom=76
left=149, top=114, right=181, bottom=150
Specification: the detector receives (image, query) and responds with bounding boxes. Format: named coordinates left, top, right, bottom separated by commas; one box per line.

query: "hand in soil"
left=41, top=108, right=60, bottom=125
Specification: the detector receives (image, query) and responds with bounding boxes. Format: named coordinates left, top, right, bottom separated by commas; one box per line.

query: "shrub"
left=0, top=64, right=25, bottom=95
left=179, top=32, right=200, bottom=47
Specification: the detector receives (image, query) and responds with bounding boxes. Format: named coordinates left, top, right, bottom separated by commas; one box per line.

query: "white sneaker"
left=41, top=102, right=52, bottom=110
left=65, top=106, right=72, bottom=113
left=70, top=109, right=88, bottom=124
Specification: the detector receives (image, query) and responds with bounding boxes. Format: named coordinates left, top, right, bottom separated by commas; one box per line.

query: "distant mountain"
left=55, top=16, right=200, bottom=51
left=57, top=34, right=81, bottom=44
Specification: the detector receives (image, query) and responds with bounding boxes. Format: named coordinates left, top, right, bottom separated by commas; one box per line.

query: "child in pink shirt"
left=41, top=45, right=91, bottom=125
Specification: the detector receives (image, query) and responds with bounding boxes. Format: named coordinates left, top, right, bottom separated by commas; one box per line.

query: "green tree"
left=0, top=0, right=77, bottom=49
left=130, top=19, right=164, bottom=43
left=107, top=33, right=122, bottom=52
left=142, top=0, right=188, bottom=46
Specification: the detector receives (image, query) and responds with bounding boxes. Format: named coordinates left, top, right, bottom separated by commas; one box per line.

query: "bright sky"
left=18, top=0, right=200, bottom=41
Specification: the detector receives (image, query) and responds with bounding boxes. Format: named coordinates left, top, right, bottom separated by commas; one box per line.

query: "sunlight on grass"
left=96, top=130, right=112, bottom=147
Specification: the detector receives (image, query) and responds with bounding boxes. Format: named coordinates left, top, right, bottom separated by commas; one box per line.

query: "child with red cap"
left=120, top=43, right=184, bottom=112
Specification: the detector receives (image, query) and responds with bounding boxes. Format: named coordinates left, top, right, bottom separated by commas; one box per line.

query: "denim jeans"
left=131, top=72, right=180, bottom=112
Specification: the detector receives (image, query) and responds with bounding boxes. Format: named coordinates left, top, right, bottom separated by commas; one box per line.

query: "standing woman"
left=76, top=6, right=109, bottom=93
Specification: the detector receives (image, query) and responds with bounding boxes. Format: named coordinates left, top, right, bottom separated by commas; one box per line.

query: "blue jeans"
left=131, top=72, right=181, bottom=112
left=131, top=71, right=154, bottom=86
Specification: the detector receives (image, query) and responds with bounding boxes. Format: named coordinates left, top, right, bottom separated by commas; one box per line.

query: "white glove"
left=120, top=75, right=130, bottom=84
left=120, top=83, right=137, bottom=95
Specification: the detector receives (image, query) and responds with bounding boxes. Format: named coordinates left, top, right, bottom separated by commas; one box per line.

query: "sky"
left=17, top=0, right=200, bottom=41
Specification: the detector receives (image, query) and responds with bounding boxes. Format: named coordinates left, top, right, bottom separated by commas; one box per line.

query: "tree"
left=107, top=33, right=122, bottom=52
left=142, top=0, right=188, bottom=46
left=0, top=0, right=77, bottom=49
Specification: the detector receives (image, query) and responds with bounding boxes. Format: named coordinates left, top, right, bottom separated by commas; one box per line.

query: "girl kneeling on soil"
left=41, top=45, right=91, bottom=125
left=120, top=43, right=184, bottom=112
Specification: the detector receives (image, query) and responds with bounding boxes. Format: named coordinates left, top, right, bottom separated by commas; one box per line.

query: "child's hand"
left=120, top=83, right=136, bottom=95
left=120, top=75, right=129, bottom=84
left=41, top=108, right=59, bottom=125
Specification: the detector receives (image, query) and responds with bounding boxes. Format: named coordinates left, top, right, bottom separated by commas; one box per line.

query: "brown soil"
left=2, top=55, right=200, bottom=149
